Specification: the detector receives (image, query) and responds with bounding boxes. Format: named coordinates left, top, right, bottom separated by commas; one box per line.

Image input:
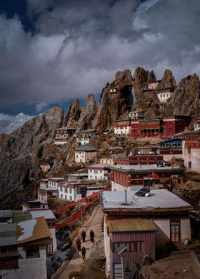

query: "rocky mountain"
left=0, top=113, right=33, bottom=134
left=0, top=107, right=64, bottom=208
left=0, top=67, right=200, bottom=208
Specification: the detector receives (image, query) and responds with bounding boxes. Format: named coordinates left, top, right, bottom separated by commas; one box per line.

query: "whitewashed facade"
left=88, top=164, right=108, bottom=181
left=157, top=90, right=173, bottom=103
left=113, top=125, right=131, bottom=136
left=75, top=145, right=97, bottom=163
left=182, top=140, right=200, bottom=173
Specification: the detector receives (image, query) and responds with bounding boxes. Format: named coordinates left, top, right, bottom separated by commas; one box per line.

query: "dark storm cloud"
left=0, top=0, right=200, bottom=114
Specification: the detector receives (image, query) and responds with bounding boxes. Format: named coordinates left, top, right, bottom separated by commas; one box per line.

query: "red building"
left=162, top=116, right=191, bottom=138
left=114, top=154, right=163, bottom=165
left=111, top=164, right=184, bottom=189
left=131, top=119, right=163, bottom=138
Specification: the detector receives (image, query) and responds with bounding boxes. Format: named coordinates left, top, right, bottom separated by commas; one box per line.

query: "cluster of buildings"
left=113, top=114, right=191, bottom=139
left=0, top=204, right=57, bottom=279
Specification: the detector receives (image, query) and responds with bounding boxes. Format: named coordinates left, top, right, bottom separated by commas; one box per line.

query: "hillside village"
left=0, top=67, right=200, bottom=279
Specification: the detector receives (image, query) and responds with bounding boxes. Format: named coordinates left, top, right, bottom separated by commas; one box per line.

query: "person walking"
left=90, top=230, right=95, bottom=243
left=76, top=237, right=81, bottom=252
left=81, top=246, right=86, bottom=261
left=81, top=230, right=86, bottom=242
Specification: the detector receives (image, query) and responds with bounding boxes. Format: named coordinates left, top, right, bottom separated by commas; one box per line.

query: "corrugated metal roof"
left=0, top=224, right=17, bottom=247
left=107, top=218, right=156, bottom=232
left=17, top=217, right=50, bottom=244
left=30, top=209, right=55, bottom=220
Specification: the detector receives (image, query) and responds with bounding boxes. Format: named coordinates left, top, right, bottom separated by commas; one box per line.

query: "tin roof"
left=17, top=217, right=50, bottom=244
left=0, top=224, right=17, bottom=247
left=102, top=189, right=192, bottom=212
left=30, top=209, right=55, bottom=220
left=107, top=218, right=156, bottom=232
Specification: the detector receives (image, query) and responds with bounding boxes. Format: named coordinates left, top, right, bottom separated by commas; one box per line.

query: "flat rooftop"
left=102, top=189, right=192, bottom=211
left=30, top=209, right=56, bottom=220
left=110, top=164, right=183, bottom=173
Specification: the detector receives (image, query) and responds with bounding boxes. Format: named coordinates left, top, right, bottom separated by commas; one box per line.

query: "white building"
left=157, top=89, right=174, bottom=104
left=57, top=181, right=103, bottom=202
left=88, top=164, right=109, bottom=181
left=100, top=158, right=114, bottom=166
left=54, top=127, right=76, bottom=145
left=76, top=137, right=90, bottom=146
left=30, top=210, right=57, bottom=254
left=182, top=140, right=200, bottom=173
left=38, top=178, right=64, bottom=203
left=75, top=145, right=97, bottom=163
left=193, top=119, right=200, bottom=131
left=147, top=81, right=160, bottom=90
left=0, top=218, right=50, bottom=279
left=58, top=183, right=76, bottom=201
left=113, top=120, right=131, bottom=136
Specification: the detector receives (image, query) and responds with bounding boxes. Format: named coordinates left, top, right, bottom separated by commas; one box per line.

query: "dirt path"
left=53, top=205, right=104, bottom=279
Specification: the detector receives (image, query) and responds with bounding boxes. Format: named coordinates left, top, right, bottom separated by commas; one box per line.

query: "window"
left=26, top=247, right=40, bottom=258
left=170, top=219, right=180, bottom=242
left=113, top=241, right=144, bottom=253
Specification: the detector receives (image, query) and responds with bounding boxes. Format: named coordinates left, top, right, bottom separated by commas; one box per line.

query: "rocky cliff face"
left=94, top=69, right=133, bottom=131
left=166, top=74, right=200, bottom=116
left=0, top=107, right=64, bottom=208
left=1, top=66, right=200, bottom=208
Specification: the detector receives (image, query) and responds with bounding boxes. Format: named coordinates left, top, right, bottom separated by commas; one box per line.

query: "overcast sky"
left=0, top=0, right=200, bottom=115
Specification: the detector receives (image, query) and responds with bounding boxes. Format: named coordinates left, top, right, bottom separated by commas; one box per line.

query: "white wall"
left=58, top=186, right=76, bottom=201
left=157, top=91, right=172, bottom=103
left=0, top=246, right=47, bottom=279
left=154, top=218, right=191, bottom=242
left=75, top=151, right=86, bottom=163
left=114, top=126, right=131, bottom=136
left=88, top=169, right=107, bottom=181
left=183, top=141, right=200, bottom=173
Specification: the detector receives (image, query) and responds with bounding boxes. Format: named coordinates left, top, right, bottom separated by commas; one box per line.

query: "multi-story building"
left=131, top=119, right=163, bottom=138
left=75, top=145, right=97, bottom=163
left=54, top=127, right=76, bottom=145
left=162, top=116, right=191, bottom=139
left=110, top=164, right=184, bottom=191
left=0, top=218, right=50, bottom=279
left=38, top=177, right=64, bottom=203
left=159, top=138, right=183, bottom=161
left=113, top=120, right=131, bottom=136
left=182, top=139, right=200, bottom=173
left=100, top=157, right=114, bottom=166
left=57, top=180, right=104, bottom=202
left=102, top=189, right=192, bottom=279
left=76, top=129, right=96, bottom=146
left=88, top=164, right=109, bottom=181
left=156, top=88, right=174, bottom=104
